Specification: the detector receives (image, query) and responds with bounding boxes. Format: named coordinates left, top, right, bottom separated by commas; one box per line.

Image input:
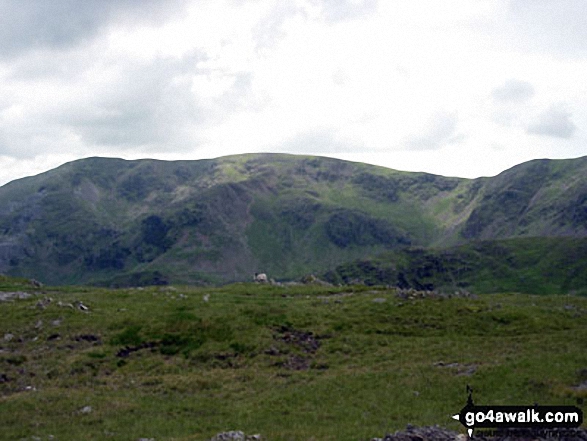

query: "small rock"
left=208, top=430, right=261, bottom=441
left=380, top=425, right=460, bottom=441
left=57, top=301, right=74, bottom=309
left=80, top=405, right=92, bottom=414
left=4, top=333, right=14, bottom=341
left=36, top=297, right=52, bottom=309
left=210, top=430, right=245, bottom=441
left=372, top=297, right=387, bottom=303
left=76, top=301, right=90, bottom=311
left=29, top=278, right=43, bottom=288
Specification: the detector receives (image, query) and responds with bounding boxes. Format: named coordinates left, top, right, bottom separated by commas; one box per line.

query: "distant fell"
left=0, top=153, right=585, bottom=288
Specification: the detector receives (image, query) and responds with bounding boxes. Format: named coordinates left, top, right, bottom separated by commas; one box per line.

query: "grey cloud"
left=317, top=0, right=378, bottom=23
left=0, top=0, right=188, bottom=59
left=0, top=45, right=257, bottom=159
left=404, top=112, right=461, bottom=151
left=61, top=58, right=204, bottom=150
left=59, top=53, right=257, bottom=152
left=492, top=79, right=535, bottom=103
left=527, top=105, right=577, bottom=139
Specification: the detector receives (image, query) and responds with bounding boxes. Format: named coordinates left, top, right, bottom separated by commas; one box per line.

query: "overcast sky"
left=1, top=0, right=586, bottom=186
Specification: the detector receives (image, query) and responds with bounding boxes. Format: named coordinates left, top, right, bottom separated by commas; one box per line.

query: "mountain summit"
left=0, top=153, right=586, bottom=286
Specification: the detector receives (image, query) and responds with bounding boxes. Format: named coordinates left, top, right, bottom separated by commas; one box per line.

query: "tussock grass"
left=1, top=279, right=586, bottom=440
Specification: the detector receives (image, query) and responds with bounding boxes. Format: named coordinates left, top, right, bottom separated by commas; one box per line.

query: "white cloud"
left=276, top=128, right=362, bottom=155
left=0, top=0, right=586, bottom=187
left=507, top=0, right=587, bottom=57
left=316, top=0, right=378, bottom=23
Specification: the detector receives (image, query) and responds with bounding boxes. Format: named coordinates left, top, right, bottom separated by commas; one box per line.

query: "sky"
left=1, top=0, right=586, bottom=186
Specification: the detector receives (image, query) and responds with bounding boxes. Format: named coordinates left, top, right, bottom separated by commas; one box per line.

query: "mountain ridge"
left=0, top=153, right=586, bottom=288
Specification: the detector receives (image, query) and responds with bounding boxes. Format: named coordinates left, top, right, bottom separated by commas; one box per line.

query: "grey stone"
left=0, top=291, right=32, bottom=302
left=210, top=431, right=246, bottom=441
left=80, top=405, right=92, bottom=414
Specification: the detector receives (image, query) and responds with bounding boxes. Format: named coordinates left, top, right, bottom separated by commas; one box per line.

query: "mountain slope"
left=0, top=153, right=586, bottom=286
left=323, top=236, right=587, bottom=295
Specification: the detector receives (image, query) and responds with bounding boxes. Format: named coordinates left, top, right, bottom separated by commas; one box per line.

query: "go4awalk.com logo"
left=452, top=386, right=583, bottom=437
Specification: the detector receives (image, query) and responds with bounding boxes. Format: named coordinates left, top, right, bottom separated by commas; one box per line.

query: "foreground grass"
left=1, top=278, right=586, bottom=440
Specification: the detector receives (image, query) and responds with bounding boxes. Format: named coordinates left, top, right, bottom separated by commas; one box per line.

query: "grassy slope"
left=1, top=276, right=586, bottom=440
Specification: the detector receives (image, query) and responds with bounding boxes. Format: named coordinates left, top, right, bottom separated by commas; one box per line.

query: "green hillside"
left=324, top=237, right=587, bottom=295
left=0, top=153, right=586, bottom=288
left=0, top=277, right=586, bottom=440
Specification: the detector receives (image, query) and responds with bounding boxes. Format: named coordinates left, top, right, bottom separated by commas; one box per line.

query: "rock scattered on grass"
left=434, top=361, right=477, bottom=376
left=0, top=291, right=32, bottom=302
left=209, top=431, right=261, bottom=441
left=29, top=279, right=43, bottom=288
left=372, top=425, right=461, bottom=441
left=273, top=325, right=321, bottom=353
left=79, top=405, right=92, bottom=414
